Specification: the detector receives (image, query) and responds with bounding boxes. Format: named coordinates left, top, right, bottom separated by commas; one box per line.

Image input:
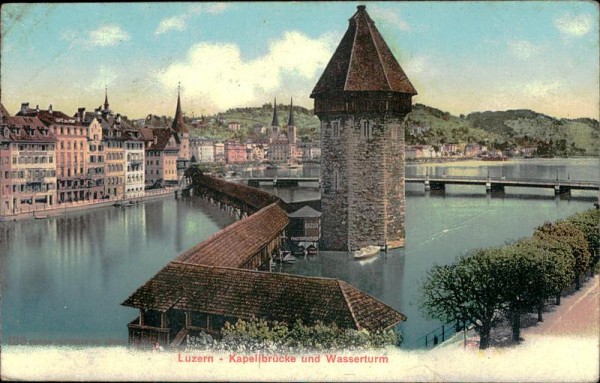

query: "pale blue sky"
left=1, top=2, right=598, bottom=119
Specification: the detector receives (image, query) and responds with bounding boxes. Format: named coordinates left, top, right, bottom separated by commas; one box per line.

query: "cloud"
left=156, top=31, right=335, bottom=112
left=90, top=66, right=119, bottom=91
left=88, top=25, right=130, bottom=47
left=369, top=6, right=410, bottom=31
left=521, top=80, right=562, bottom=98
left=155, top=3, right=231, bottom=35
left=155, top=16, right=186, bottom=35
left=507, top=40, right=542, bottom=59
left=554, top=13, right=593, bottom=37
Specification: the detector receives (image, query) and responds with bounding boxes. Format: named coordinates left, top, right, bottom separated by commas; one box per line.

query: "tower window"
left=332, top=121, right=340, bottom=139
left=361, top=120, right=372, bottom=140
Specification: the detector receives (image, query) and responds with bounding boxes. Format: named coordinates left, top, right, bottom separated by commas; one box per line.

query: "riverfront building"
left=0, top=109, right=57, bottom=215
left=18, top=104, right=100, bottom=204
left=311, top=5, right=417, bottom=251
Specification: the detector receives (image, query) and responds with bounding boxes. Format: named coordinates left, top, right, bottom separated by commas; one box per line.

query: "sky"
left=1, top=2, right=598, bottom=120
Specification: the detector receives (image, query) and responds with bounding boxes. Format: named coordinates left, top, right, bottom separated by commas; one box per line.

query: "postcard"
left=1, top=2, right=598, bottom=382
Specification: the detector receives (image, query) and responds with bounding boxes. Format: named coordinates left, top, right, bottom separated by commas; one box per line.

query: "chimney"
left=35, top=105, right=40, bottom=112
left=48, top=104, right=53, bottom=114
left=78, top=108, right=86, bottom=121
left=116, top=114, right=122, bottom=124
left=20, top=102, right=30, bottom=114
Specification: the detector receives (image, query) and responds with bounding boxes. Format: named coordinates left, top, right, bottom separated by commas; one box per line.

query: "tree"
left=534, top=221, right=591, bottom=290
left=421, top=248, right=507, bottom=350
left=565, top=209, right=600, bottom=275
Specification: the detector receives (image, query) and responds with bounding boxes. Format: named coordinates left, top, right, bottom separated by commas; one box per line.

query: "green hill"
left=159, top=101, right=598, bottom=156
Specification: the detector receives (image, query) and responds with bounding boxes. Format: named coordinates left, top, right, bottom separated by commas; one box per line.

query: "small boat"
left=353, top=245, right=380, bottom=260
left=282, top=252, right=298, bottom=264
left=306, top=245, right=318, bottom=256
left=34, top=214, right=48, bottom=220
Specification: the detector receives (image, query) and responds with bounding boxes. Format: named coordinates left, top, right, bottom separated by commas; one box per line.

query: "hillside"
left=145, top=102, right=598, bottom=156
left=466, top=110, right=599, bottom=155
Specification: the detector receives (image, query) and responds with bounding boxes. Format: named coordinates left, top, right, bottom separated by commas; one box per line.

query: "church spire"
left=287, top=97, right=295, bottom=127
left=271, top=97, right=279, bottom=127
left=172, top=82, right=189, bottom=133
left=104, top=86, right=110, bottom=111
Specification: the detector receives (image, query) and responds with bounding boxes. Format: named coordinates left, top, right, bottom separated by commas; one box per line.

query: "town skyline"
left=1, top=2, right=598, bottom=120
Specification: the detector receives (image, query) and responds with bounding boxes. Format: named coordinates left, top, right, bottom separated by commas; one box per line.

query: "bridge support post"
left=429, top=181, right=445, bottom=193
left=555, top=185, right=571, bottom=196
left=424, top=179, right=430, bottom=192
left=487, top=183, right=504, bottom=194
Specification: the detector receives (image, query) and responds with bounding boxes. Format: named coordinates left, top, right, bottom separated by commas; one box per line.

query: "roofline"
left=366, top=13, right=392, bottom=91
left=337, top=280, right=361, bottom=330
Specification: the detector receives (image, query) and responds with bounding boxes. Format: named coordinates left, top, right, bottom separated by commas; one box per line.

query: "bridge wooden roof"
left=195, top=173, right=288, bottom=212
left=174, top=203, right=289, bottom=268
left=122, top=262, right=406, bottom=332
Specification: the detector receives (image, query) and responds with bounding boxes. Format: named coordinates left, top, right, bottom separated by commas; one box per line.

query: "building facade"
left=0, top=113, right=57, bottom=215
left=224, top=141, right=247, bottom=164
left=310, top=5, right=416, bottom=251
left=124, top=131, right=145, bottom=197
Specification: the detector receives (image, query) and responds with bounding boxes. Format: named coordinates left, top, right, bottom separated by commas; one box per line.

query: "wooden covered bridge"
left=123, top=262, right=406, bottom=349
left=123, top=167, right=406, bottom=348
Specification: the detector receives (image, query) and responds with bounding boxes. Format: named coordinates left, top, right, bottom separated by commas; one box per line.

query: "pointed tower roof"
left=310, top=5, right=417, bottom=97
left=104, top=86, right=110, bottom=111
left=172, top=83, right=189, bottom=134
left=287, top=98, right=295, bottom=127
left=271, top=97, right=279, bottom=127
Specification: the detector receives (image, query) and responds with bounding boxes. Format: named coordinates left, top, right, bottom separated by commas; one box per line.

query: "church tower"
left=310, top=5, right=417, bottom=251
left=172, top=83, right=190, bottom=162
left=287, top=98, right=296, bottom=144
left=271, top=97, right=279, bottom=139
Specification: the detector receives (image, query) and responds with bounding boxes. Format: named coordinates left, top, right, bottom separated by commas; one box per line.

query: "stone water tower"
left=311, top=5, right=417, bottom=251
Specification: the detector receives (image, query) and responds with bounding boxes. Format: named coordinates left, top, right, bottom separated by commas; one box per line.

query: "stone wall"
left=320, top=112, right=407, bottom=251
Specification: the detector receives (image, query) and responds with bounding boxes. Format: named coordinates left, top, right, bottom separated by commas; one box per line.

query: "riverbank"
left=442, top=274, right=599, bottom=350
left=0, top=187, right=181, bottom=222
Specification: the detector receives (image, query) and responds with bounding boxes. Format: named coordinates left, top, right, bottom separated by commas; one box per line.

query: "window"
left=361, top=120, right=372, bottom=140
left=332, top=121, right=339, bottom=139
left=391, top=124, right=398, bottom=140
left=333, top=169, right=341, bottom=191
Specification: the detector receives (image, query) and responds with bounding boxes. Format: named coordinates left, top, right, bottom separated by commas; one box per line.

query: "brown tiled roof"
left=175, top=203, right=289, bottom=268
left=311, top=5, right=417, bottom=97
left=122, top=262, right=406, bottom=332
left=18, top=109, right=77, bottom=126
left=194, top=173, right=288, bottom=211
left=1, top=116, right=56, bottom=142
left=146, top=127, right=178, bottom=151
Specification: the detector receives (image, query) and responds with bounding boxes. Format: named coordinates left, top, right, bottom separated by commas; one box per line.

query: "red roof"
left=175, top=203, right=289, bottom=268
left=311, top=5, right=417, bottom=97
left=122, top=262, right=406, bottom=332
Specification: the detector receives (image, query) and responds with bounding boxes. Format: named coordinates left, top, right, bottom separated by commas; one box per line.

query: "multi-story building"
left=124, top=130, right=145, bottom=197
left=143, top=127, right=180, bottom=187
left=18, top=104, right=96, bottom=204
left=311, top=5, right=416, bottom=251
left=268, top=140, right=294, bottom=162
left=0, top=111, right=57, bottom=215
left=190, top=138, right=215, bottom=163
left=224, top=141, right=247, bottom=164
left=297, top=142, right=321, bottom=161
left=213, top=142, right=225, bottom=163
left=84, top=118, right=105, bottom=200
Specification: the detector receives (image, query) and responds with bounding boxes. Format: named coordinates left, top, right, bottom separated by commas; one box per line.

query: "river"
left=0, top=158, right=597, bottom=348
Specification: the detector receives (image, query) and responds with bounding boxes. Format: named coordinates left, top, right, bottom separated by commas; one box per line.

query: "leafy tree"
left=421, top=248, right=507, bottom=350
left=565, top=209, right=600, bottom=275
left=534, top=221, right=591, bottom=290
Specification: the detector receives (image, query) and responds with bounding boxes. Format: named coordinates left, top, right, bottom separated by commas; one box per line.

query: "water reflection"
left=0, top=158, right=597, bottom=347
